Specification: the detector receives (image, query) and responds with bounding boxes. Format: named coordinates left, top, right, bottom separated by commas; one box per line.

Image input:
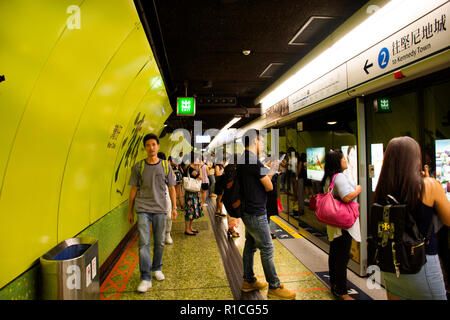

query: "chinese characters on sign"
left=392, top=14, right=446, bottom=59
left=347, top=3, right=450, bottom=88
left=177, top=97, right=196, bottom=116
left=107, top=124, right=123, bottom=149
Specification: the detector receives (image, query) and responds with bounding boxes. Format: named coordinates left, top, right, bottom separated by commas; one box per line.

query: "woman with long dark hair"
left=213, top=153, right=225, bottom=217
left=321, top=149, right=362, bottom=300
left=374, top=136, right=450, bottom=300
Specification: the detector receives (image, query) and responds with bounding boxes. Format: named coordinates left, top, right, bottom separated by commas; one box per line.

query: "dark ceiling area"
left=135, top=0, right=370, bottom=135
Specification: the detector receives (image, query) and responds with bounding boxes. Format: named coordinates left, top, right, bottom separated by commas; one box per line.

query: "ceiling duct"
left=259, top=63, right=285, bottom=78
left=289, top=16, right=339, bottom=45
left=202, top=80, right=213, bottom=88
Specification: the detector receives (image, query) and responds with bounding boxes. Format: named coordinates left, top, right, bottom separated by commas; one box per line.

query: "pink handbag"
left=315, top=174, right=359, bottom=229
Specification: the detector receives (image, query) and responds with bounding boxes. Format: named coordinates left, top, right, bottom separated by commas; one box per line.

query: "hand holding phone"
left=279, top=154, right=286, bottom=162
left=268, top=159, right=280, bottom=176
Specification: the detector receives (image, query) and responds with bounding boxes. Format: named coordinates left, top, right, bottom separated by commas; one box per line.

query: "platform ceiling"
left=135, top=0, right=370, bottom=133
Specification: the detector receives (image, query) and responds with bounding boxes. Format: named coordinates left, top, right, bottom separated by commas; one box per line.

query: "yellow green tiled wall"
left=0, top=0, right=172, bottom=293
left=0, top=202, right=131, bottom=300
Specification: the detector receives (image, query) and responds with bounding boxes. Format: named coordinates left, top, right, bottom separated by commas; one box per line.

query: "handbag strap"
left=187, top=165, right=198, bottom=179
left=386, top=193, right=434, bottom=243
left=187, top=166, right=192, bottom=179
left=328, top=173, right=339, bottom=193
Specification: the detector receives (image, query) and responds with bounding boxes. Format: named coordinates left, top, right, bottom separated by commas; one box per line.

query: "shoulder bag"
left=315, top=174, right=359, bottom=229
left=183, top=168, right=201, bottom=192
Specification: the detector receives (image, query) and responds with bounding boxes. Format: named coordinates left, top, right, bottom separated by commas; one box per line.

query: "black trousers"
left=328, top=229, right=352, bottom=295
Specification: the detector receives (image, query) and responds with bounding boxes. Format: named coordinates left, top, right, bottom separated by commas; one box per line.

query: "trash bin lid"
left=51, top=244, right=90, bottom=261
left=41, top=237, right=97, bottom=261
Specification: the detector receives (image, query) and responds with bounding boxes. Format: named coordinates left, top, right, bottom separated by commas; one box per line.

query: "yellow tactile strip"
left=232, top=218, right=335, bottom=300
left=270, top=216, right=303, bottom=239
left=100, top=204, right=334, bottom=300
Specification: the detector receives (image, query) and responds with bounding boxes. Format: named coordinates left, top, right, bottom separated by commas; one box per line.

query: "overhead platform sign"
left=348, top=2, right=450, bottom=88
left=177, top=97, right=196, bottom=116
left=289, top=64, right=347, bottom=114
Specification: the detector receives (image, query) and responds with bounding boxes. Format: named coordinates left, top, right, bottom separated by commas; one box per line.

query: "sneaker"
left=137, top=280, right=152, bottom=293
left=153, top=271, right=165, bottom=281
left=267, top=284, right=296, bottom=300
left=166, top=233, right=173, bottom=244
left=241, top=280, right=268, bottom=292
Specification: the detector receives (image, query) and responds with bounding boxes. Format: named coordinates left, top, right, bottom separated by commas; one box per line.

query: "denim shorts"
left=382, top=254, right=447, bottom=300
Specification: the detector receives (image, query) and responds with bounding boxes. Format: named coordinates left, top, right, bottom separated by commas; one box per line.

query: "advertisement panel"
left=307, top=147, right=325, bottom=181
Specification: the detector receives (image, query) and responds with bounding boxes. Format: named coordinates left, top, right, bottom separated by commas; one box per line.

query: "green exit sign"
left=177, top=97, right=196, bottom=116
left=375, top=98, right=392, bottom=113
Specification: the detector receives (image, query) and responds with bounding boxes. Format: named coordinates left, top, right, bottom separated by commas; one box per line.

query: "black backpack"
left=222, top=163, right=244, bottom=218
left=368, top=195, right=433, bottom=277
left=173, top=167, right=183, bottom=183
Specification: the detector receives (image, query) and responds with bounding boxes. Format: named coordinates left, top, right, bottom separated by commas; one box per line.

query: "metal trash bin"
left=40, top=237, right=99, bottom=300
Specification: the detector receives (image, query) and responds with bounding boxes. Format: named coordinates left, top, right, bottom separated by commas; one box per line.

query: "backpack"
left=138, top=159, right=170, bottom=186
left=222, top=163, right=244, bottom=218
left=173, top=167, right=183, bottom=183
left=367, top=195, right=433, bottom=277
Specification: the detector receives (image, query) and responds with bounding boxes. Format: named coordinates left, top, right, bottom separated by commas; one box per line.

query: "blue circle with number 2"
left=378, top=47, right=390, bottom=69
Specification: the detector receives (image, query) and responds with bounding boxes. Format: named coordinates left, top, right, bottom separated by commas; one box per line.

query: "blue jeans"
left=208, top=174, right=215, bottom=195
left=241, top=212, right=280, bottom=289
left=137, top=212, right=167, bottom=281
left=382, top=254, right=447, bottom=300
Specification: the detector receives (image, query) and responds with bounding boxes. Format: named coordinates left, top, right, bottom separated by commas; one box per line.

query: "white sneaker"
left=166, top=233, right=173, bottom=244
left=153, top=270, right=165, bottom=281
left=137, top=280, right=152, bottom=293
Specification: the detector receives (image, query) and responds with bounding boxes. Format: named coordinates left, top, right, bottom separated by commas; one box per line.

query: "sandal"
left=227, top=229, right=240, bottom=238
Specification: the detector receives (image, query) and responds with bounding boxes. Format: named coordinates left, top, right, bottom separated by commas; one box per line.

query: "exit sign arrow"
left=363, top=60, right=373, bottom=75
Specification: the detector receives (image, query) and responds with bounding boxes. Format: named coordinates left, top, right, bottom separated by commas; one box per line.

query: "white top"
left=289, top=156, right=298, bottom=173
left=324, top=173, right=361, bottom=242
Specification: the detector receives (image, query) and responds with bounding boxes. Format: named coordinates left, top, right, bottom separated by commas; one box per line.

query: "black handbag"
left=368, top=195, right=433, bottom=277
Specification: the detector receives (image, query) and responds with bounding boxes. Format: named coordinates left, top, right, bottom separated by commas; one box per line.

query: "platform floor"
left=100, top=196, right=386, bottom=300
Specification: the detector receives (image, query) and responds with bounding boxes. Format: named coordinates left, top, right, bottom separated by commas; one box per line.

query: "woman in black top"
left=374, top=136, right=450, bottom=300
left=168, top=156, right=184, bottom=210
left=214, top=158, right=226, bottom=217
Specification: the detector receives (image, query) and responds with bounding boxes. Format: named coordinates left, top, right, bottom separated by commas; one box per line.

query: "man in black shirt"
left=238, top=129, right=296, bottom=300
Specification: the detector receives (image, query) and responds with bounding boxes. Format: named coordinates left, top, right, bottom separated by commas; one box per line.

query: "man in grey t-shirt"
left=128, top=133, right=177, bottom=293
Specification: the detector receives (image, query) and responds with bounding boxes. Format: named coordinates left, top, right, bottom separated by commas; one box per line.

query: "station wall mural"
left=0, top=0, right=172, bottom=289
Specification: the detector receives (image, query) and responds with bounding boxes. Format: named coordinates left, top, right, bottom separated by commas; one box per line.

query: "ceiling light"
left=242, top=50, right=251, bottom=56
left=327, top=121, right=337, bottom=125
left=207, top=117, right=242, bottom=150
left=223, top=117, right=242, bottom=130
